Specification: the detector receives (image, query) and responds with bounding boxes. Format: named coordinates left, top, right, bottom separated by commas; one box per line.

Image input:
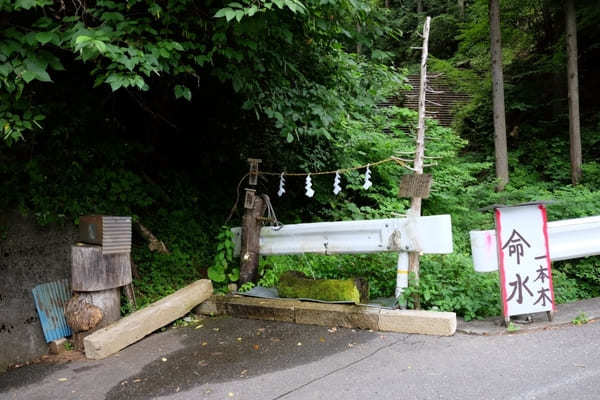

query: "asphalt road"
left=1, top=316, right=599, bottom=400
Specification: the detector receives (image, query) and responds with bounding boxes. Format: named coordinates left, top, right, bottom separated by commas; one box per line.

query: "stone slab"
left=294, top=302, right=380, bottom=330
left=224, top=297, right=301, bottom=323
left=84, top=279, right=213, bottom=359
left=194, top=294, right=456, bottom=336
left=379, top=309, right=456, bottom=336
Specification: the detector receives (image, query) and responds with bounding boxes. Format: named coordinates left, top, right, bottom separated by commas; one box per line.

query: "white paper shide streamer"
left=333, top=171, right=342, bottom=195
left=278, top=173, right=286, bottom=197
left=305, top=174, right=315, bottom=198
left=363, top=164, right=372, bottom=190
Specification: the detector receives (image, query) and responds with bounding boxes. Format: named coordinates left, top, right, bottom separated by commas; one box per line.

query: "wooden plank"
left=83, top=279, right=213, bottom=359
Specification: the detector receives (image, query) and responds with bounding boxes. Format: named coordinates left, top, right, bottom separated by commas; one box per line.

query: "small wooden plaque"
left=244, top=189, right=256, bottom=209
left=398, top=174, right=432, bottom=199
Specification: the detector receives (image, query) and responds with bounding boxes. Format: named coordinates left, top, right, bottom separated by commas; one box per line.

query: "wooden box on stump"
left=67, top=216, right=132, bottom=350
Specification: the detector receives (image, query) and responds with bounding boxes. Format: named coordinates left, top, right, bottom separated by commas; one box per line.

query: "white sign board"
left=495, top=205, right=555, bottom=318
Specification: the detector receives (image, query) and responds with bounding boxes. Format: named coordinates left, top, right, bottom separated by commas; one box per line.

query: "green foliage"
left=207, top=226, right=240, bottom=288
left=572, top=312, right=589, bottom=326
left=506, top=321, right=520, bottom=333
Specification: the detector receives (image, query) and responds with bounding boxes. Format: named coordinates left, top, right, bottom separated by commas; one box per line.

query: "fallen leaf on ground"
left=133, top=378, right=142, bottom=383
left=58, top=378, right=68, bottom=382
left=195, top=324, right=204, bottom=329
left=237, top=337, right=243, bottom=342
left=161, top=357, right=167, bottom=362
left=328, top=327, right=337, bottom=333
left=202, top=342, right=208, bottom=346
left=319, top=337, right=326, bottom=343
left=213, top=328, right=220, bottom=332
left=253, top=344, right=260, bottom=350
left=270, top=338, right=280, bottom=342
left=228, top=392, right=235, bottom=397
left=297, top=342, right=302, bottom=346
left=175, top=386, right=180, bottom=392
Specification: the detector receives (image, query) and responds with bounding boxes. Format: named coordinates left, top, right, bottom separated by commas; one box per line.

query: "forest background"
left=1, top=0, right=599, bottom=320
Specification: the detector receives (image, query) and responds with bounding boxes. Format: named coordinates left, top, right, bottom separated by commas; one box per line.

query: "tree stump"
left=71, top=244, right=131, bottom=291
left=70, top=244, right=127, bottom=350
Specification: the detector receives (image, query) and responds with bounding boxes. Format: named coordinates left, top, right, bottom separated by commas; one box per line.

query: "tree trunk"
left=565, top=0, right=582, bottom=184
left=417, top=0, right=423, bottom=13
left=408, top=16, right=431, bottom=310
left=356, top=23, right=362, bottom=55
left=457, top=0, right=465, bottom=20
left=489, top=0, right=509, bottom=191
left=239, top=194, right=266, bottom=284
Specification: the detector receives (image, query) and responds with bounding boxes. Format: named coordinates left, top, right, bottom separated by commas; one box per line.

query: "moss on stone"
left=277, top=271, right=368, bottom=304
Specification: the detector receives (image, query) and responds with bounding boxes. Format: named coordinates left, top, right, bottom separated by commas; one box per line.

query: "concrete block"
left=378, top=309, right=456, bottom=336
left=84, top=279, right=213, bottom=360
left=193, top=295, right=226, bottom=316
left=294, top=302, right=380, bottom=330
left=49, top=338, right=67, bottom=354
left=225, top=297, right=300, bottom=322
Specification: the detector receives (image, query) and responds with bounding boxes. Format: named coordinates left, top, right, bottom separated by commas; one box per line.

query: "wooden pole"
left=408, top=16, right=431, bottom=310
left=239, top=191, right=266, bottom=284
left=239, top=159, right=266, bottom=284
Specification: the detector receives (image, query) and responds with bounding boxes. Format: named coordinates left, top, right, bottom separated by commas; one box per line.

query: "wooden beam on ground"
left=83, top=279, right=213, bottom=360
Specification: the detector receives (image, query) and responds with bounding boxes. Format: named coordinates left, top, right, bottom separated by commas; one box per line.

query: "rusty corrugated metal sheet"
left=79, top=215, right=132, bottom=255
left=102, top=216, right=132, bottom=255
left=32, top=279, right=72, bottom=343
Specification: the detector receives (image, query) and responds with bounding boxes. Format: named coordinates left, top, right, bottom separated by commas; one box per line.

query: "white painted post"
left=395, top=252, right=409, bottom=306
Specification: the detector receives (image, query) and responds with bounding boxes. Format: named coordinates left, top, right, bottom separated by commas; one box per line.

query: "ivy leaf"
left=21, top=70, right=36, bottom=83
left=214, top=8, right=229, bottom=18
left=35, top=32, right=58, bottom=45
left=15, top=0, right=37, bottom=10
left=174, top=85, right=191, bottom=101
left=25, top=58, right=52, bottom=82
left=228, top=268, right=240, bottom=282
left=207, top=265, right=226, bottom=282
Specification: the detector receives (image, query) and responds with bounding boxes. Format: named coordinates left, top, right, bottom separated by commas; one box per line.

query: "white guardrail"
left=232, top=215, right=453, bottom=298
left=470, top=215, right=600, bottom=272
left=232, top=215, right=453, bottom=256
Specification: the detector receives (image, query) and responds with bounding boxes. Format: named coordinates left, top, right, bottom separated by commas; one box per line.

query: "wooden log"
left=65, top=294, right=104, bottom=333
left=277, top=271, right=368, bottom=304
left=67, top=289, right=120, bottom=351
left=83, top=279, right=213, bottom=360
left=71, top=244, right=132, bottom=291
left=76, top=289, right=121, bottom=328
left=134, top=222, right=169, bottom=254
